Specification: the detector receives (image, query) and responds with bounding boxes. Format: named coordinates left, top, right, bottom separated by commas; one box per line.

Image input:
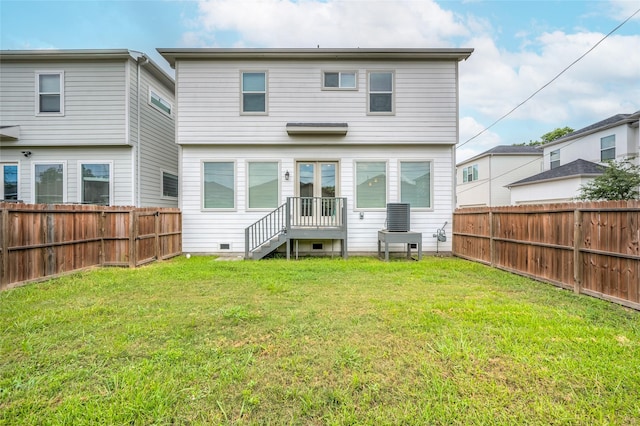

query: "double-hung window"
left=34, top=162, right=65, bottom=204
left=462, top=164, right=478, bottom=183
left=368, top=71, right=393, bottom=114
left=248, top=162, right=279, bottom=209
left=600, top=135, right=616, bottom=161
left=36, top=71, right=64, bottom=115
left=1, top=164, right=18, bottom=201
left=162, top=172, right=178, bottom=198
left=241, top=71, right=267, bottom=114
left=355, top=161, right=386, bottom=209
left=323, top=71, right=356, bottom=89
left=80, top=163, right=111, bottom=205
left=203, top=162, right=235, bottom=209
left=400, top=161, right=432, bottom=208
left=550, top=149, right=560, bottom=169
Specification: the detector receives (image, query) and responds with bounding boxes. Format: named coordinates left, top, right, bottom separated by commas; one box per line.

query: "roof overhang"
left=508, top=174, right=602, bottom=188
left=286, top=122, right=348, bottom=136
left=0, top=125, right=20, bottom=141
left=158, top=48, right=474, bottom=68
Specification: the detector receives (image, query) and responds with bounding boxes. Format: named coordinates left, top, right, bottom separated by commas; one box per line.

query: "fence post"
left=489, top=211, right=494, bottom=266
left=573, top=208, right=583, bottom=294
left=1, top=206, right=8, bottom=289
left=129, top=209, right=136, bottom=268
left=155, top=210, right=160, bottom=261
left=99, top=211, right=106, bottom=266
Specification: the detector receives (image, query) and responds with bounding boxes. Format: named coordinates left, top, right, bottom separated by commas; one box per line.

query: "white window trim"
left=321, top=70, right=358, bottom=91
left=367, top=70, right=395, bottom=115
left=161, top=170, right=179, bottom=199
left=240, top=70, right=268, bottom=116
left=398, top=159, right=434, bottom=211
left=77, top=161, right=113, bottom=206
left=201, top=160, right=237, bottom=211
left=246, top=160, right=281, bottom=211
left=1, top=162, right=20, bottom=201
left=32, top=161, right=67, bottom=204
left=148, top=87, right=173, bottom=117
left=600, top=135, right=616, bottom=162
left=354, top=160, right=388, bottom=211
left=35, top=71, right=64, bottom=116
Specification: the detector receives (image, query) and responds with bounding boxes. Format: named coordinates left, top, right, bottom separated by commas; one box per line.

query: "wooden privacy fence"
left=0, top=203, right=182, bottom=290
left=453, top=201, right=640, bottom=310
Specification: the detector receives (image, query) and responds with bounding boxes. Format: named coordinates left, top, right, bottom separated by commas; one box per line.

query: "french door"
left=297, top=161, right=338, bottom=219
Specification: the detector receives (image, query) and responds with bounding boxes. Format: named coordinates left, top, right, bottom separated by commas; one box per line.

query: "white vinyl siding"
left=180, top=145, right=454, bottom=254
left=174, top=60, right=459, bottom=146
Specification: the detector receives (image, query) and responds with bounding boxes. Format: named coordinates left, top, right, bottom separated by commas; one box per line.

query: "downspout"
left=136, top=54, right=149, bottom=207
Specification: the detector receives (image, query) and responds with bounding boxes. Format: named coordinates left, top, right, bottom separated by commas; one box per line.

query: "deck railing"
left=245, top=197, right=347, bottom=258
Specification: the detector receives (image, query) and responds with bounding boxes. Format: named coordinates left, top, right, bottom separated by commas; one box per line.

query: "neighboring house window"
left=1, top=164, right=18, bottom=201
left=34, top=163, right=65, bottom=204
left=356, top=161, right=386, bottom=208
left=462, top=164, right=478, bottom=183
left=149, top=89, right=172, bottom=116
left=550, top=149, right=560, bottom=169
left=80, top=163, right=111, bottom=205
left=400, top=161, right=431, bottom=208
left=248, top=162, right=278, bottom=209
left=36, top=71, right=64, bottom=115
left=368, top=71, right=393, bottom=114
left=323, top=71, right=356, bottom=89
left=162, top=172, right=178, bottom=198
left=203, top=162, right=235, bottom=209
left=601, top=135, right=616, bottom=161
left=241, top=72, right=267, bottom=114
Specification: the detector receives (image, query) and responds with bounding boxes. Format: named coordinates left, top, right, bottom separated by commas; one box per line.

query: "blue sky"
left=2, top=0, right=639, bottom=161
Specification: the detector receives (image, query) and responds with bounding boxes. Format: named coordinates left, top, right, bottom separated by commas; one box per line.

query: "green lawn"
left=1, top=256, right=639, bottom=425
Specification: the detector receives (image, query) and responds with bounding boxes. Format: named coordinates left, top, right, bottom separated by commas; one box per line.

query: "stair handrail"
left=245, top=202, right=287, bottom=258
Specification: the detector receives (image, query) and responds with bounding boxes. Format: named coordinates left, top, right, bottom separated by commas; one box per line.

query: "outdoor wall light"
left=285, top=170, right=290, bottom=180
left=21, top=151, right=32, bottom=158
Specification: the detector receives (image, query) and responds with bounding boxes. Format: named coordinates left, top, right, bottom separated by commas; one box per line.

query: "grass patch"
left=1, top=256, right=639, bottom=424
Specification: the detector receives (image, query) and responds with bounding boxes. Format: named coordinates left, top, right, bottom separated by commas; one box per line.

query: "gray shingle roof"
left=548, top=111, right=640, bottom=145
left=509, top=159, right=605, bottom=187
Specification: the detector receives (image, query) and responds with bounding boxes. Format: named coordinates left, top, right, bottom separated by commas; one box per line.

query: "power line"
left=457, top=6, right=640, bottom=151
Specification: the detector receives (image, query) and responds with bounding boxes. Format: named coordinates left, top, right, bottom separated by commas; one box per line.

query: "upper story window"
left=550, top=149, right=560, bottom=169
left=323, top=71, right=357, bottom=90
left=600, top=135, right=616, bottom=161
left=368, top=71, right=394, bottom=114
left=462, top=164, right=478, bottom=183
left=149, top=89, right=172, bottom=117
left=241, top=71, right=267, bottom=114
left=36, top=71, right=64, bottom=115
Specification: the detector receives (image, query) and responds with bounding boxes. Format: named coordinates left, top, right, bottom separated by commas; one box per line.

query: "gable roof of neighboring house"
left=157, top=47, right=474, bottom=68
left=457, top=145, right=542, bottom=166
left=543, top=111, right=640, bottom=148
left=0, top=49, right=174, bottom=91
left=508, top=159, right=605, bottom=187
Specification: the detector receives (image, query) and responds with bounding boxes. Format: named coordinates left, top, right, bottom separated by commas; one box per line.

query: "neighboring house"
left=158, top=47, right=473, bottom=257
left=455, top=145, right=542, bottom=207
left=0, top=49, right=178, bottom=207
left=507, top=112, right=640, bottom=204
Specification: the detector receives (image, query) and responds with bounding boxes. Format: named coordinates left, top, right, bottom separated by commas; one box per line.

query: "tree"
left=513, top=126, right=574, bottom=146
left=576, top=158, right=640, bottom=201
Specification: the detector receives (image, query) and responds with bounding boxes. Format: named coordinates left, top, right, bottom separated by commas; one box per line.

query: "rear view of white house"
left=158, top=48, right=473, bottom=257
